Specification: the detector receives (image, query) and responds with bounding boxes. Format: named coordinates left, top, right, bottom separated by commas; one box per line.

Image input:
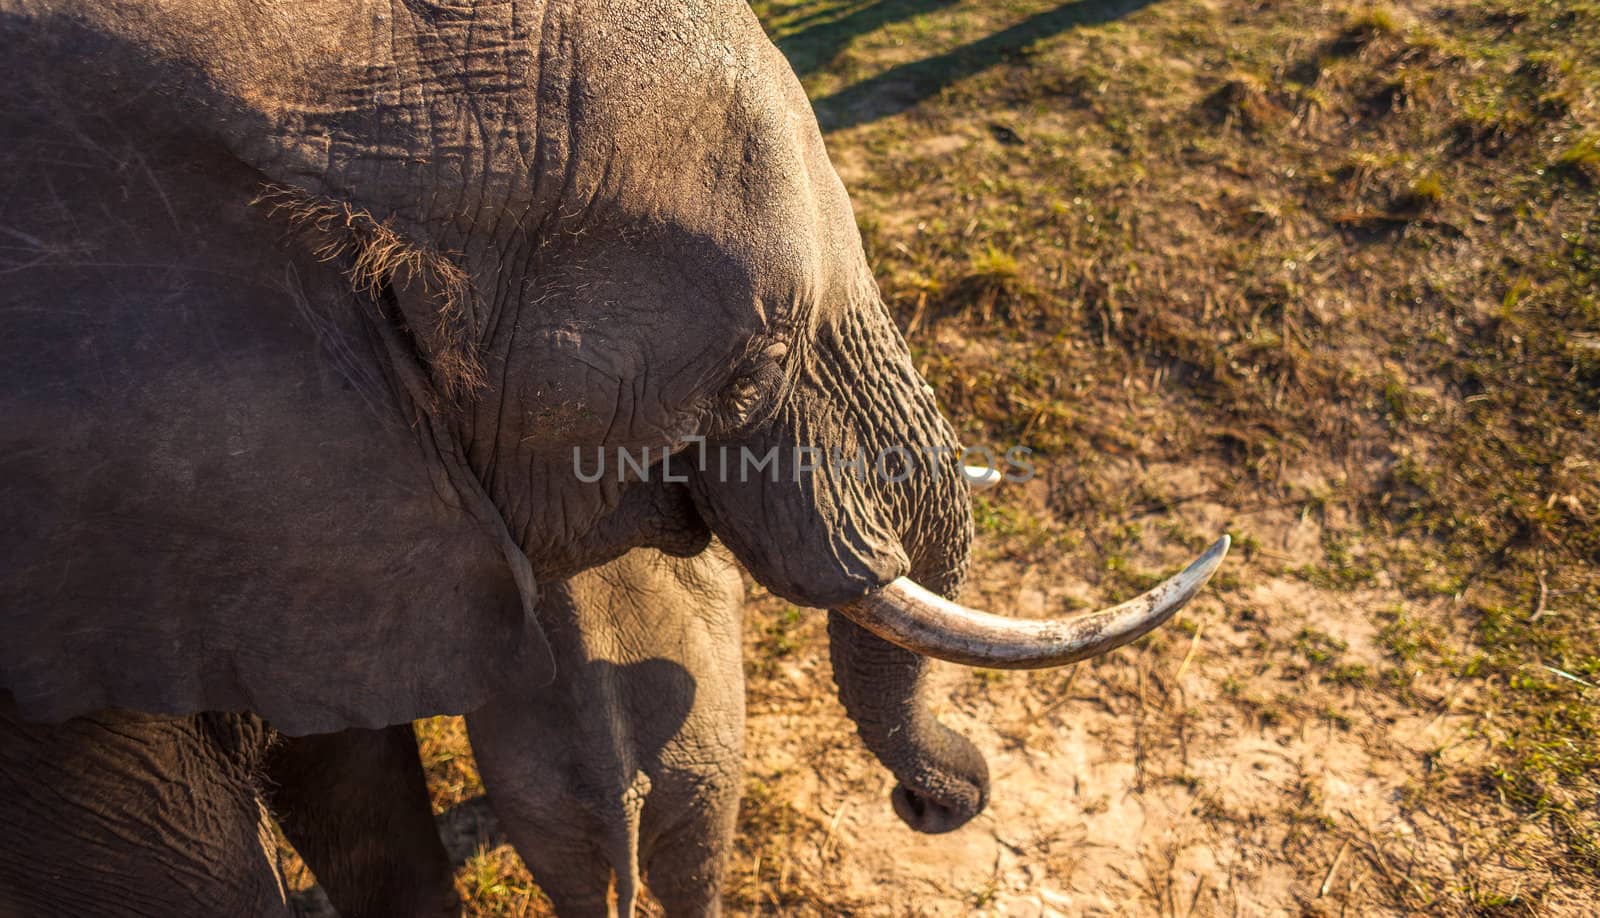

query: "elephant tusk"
left=835, top=536, right=1230, bottom=668
left=962, top=466, right=1003, bottom=489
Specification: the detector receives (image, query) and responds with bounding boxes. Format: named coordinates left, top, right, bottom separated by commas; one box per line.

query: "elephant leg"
left=263, top=724, right=460, bottom=918
left=642, top=815, right=736, bottom=918
left=0, top=702, right=290, bottom=918
left=519, top=839, right=616, bottom=918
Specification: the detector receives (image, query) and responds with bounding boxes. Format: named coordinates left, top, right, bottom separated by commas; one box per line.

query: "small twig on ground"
left=1186, top=874, right=1208, bottom=917
left=1320, top=839, right=1351, bottom=898
left=992, top=831, right=1028, bottom=856
left=1174, top=622, right=1205, bottom=682
left=1529, top=564, right=1550, bottom=622
left=1539, top=664, right=1596, bottom=689
left=1037, top=664, right=1083, bottom=719
left=1131, top=491, right=1212, bottom=515
left=819, top=801, right=849, bottom=859
left=905, top=291, right=927, bottom=338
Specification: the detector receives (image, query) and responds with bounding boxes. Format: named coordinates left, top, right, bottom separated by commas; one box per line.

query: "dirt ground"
left=728, top=484, right=1514, bottom=916
left=286, top=0, right=1597, bottom=914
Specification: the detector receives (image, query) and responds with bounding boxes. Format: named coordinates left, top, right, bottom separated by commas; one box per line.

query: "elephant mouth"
left=641, top=481, right=715, bottom=560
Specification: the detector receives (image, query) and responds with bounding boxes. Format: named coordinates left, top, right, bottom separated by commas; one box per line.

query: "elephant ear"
left=0, top=128, right=552, bottom=735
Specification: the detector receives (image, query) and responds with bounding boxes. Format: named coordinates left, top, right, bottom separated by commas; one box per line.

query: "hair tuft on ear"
left=252, top=184, right=486, bottom=401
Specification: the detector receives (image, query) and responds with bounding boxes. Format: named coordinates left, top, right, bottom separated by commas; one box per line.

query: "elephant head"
left=0, top=0, right=1223, bottom=833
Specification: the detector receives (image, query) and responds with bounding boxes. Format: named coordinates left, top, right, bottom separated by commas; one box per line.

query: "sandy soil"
left=718, top=462, right=1487, bottom=916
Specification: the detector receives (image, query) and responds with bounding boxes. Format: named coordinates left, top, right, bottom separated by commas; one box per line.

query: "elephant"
left=0, top=0, right=1227, bottom=912
left=466, top=545, right=746, bottom=917
left=265, top=725, right=465, bottom=918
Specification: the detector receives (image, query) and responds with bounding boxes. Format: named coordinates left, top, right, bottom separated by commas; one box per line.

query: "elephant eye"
left=718, top=371, right=775, bottom=431
left=726, top=378, right=764, bottom=420
left=714, top=345, right=787, bottom=433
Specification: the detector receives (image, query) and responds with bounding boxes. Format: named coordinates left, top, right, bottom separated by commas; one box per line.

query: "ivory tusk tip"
left=963, top=466, right=1003, bottom=489
left=1196, top=534, right=1231, bottom=574
left=1168, top=535, right=1231, bottom=600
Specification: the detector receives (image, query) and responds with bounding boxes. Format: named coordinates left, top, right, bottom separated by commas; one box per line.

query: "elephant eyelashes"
left=716, top=371, right=777, bottom=432
left=714, top=343, right=788, bottom=433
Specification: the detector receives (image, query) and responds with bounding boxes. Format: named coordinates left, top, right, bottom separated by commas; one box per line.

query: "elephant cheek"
left=686, top=434, right=909, bottom=609
left=499, top=337, right=642, bottom=452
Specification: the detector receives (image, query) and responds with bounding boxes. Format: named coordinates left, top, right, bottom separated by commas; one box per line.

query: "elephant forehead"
left=551, top=0, right=867, bottom=318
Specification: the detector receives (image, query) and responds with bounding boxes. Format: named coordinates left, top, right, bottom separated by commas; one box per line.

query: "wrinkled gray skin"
left=3, top=547, right=742, bottom=918
left=0, top=703, right=291, bottom=916
left=467, top=546, right=745, bottom=917
left=0, top=702, right=462, bottom=917
left=265, top=724, right=464, bottom=918
left=2, top=0, right=986, bottom=909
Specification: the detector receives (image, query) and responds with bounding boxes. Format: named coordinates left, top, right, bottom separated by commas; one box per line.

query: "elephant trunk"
left=692, top=296, right=1226, bottom=834
left=828, top=613, right=988, bottom=833
left=825, top=534, right=1227, bottom=835
left=691, top=296, right=997, bottom=833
